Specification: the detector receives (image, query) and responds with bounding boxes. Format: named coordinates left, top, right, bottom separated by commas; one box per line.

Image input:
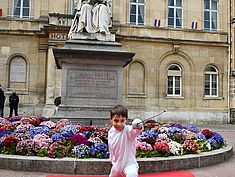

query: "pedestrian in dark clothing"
left=9, top=91, right=19, bottom=117
left=0, top=84, right=6, bottom=118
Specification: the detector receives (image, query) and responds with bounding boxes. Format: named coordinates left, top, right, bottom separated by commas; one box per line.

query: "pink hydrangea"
left=33, top=134, right=53, bottom=150
left=136, top=141, right=153, bottom=151
left=40, top=121, right=56, bottom=129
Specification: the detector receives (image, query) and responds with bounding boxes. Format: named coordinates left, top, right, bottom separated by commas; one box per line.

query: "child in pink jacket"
left=108, top=105, right=143, bottom=177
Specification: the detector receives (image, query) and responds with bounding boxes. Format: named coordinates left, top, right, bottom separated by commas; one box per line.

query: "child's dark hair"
left=110, top=105, right=128, bottom=119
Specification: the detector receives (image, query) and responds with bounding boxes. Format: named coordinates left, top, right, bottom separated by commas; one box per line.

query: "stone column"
left=42, top=46, right=58, bottom=117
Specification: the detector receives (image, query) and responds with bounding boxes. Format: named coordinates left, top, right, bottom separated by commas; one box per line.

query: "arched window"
left=9, top=56, right=27, bottom=83
left=204, top=66, right=218, bottom=96
left=167, top=64, right=182, bottom=96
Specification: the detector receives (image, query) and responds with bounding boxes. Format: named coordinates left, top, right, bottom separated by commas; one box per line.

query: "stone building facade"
left=230, top=0, right=235, bottom=123
left=0, top=0, right=231, bottom=124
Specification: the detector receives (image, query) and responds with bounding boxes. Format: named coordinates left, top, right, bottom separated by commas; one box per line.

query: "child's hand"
left=132, top=118, right=143, bottom=130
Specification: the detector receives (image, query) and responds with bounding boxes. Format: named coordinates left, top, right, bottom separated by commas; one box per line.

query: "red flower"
left=79, top=126, right=96, bottom=133
left=2, top=135, right=20, bottom=147
left=201, top=129, right=214, bottom=139
left=153, top=142, right=170, bottom=153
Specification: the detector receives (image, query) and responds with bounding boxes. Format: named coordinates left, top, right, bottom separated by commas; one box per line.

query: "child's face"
left=110, top=115, right=127, bottom=131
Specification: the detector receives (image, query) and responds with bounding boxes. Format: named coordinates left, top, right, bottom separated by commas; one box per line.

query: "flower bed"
left=0, top=116, right=225, bottom=159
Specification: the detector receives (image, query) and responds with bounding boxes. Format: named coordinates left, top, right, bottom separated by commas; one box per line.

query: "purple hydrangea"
left=0, top=131, right=12, bottom=138
left=68, top=133, right=88, bottom=146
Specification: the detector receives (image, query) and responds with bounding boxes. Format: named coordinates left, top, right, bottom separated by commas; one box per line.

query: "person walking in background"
left=0, top=84, right=6, bottom=118
left=9, top=91, right=19, bottom=117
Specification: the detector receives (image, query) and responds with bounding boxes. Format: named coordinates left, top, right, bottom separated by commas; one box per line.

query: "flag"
left=154, top=19, right=161, bottom=27
left=191, top=21, right=198, bottom=29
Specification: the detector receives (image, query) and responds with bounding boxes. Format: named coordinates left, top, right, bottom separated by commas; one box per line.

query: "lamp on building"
left=173, top=44, right=180, bottom=53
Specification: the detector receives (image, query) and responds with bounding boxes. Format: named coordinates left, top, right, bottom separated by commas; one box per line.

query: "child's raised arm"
left=132, top=118, right=143, bottom=130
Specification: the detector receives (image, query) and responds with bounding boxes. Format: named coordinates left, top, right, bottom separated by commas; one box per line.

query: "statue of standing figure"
left=68, top=0, right=112, bottom=38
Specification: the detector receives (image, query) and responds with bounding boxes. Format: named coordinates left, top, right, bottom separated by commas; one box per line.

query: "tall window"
left=130, top=0, right=145, bottom=25
left=13, top=0, right=30, bottom=18
left=204, top=66, right=218, bottom=97
left=167, top=64, right=182, bottom=96
left=204, top=0, right=218, bottom=31
left=168, top=0, right=182, bottom=28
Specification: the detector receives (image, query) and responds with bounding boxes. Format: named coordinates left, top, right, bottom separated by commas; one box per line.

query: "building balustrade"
left=49, top=13, right=74, bottom=27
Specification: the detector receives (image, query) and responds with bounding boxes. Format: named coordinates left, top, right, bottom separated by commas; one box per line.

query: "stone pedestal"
left=52, top=33, right=135, bottom=124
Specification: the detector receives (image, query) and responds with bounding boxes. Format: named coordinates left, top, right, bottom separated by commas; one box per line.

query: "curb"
left=0, top=145, right=233, bottom=175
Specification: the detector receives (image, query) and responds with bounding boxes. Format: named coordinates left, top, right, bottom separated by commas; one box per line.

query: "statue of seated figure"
left=68, top=0, right=112, bottom=38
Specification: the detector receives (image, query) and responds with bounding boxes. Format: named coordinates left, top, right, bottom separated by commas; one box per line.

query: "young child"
left=108, top=105, right=143, bottom=177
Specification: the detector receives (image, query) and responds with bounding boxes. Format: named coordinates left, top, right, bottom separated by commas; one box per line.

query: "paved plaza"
left=0, top=124, right=234, bottom=177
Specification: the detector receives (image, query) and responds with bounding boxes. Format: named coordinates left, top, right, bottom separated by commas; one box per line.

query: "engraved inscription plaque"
left=10, top=57, right=27, bottom=82
left=67, top=69, right=118, bottom=99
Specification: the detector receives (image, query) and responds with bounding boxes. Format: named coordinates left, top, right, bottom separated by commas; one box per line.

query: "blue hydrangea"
left=60, top=125, right=78, bottom=137
left=170, top=123, right=183, bottom=129
left=196, top=132, right=206, bottom=140
left=212, top=132, right=224, bottom=144
left=0, top=119, right=10, bottom=123
left=207, top=138, right=219, bottom=148
left=61, top=131, right=73, bottom=138
left=167, top=127, right=182, bottom=137
left=72, top=144, right=90, bottom=158
left=28, top=126, right=50, bottom=138
left=207, top=132, right=224, bottom=149
left=82, top=131, right=92, bottom=138
left=51, top=133, right=64, bottom=141
left=137, top=130, right=158, bottom=141
left=185, top=124, right=199, bottom=133
left=90, top=143, right=109, bottom=159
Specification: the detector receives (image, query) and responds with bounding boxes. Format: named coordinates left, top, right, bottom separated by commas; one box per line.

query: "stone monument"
left=52, top=0, right=135, bottom=125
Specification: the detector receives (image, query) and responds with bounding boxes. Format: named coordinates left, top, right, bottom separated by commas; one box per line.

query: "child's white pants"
left=109, top=164, right=138, bottom=177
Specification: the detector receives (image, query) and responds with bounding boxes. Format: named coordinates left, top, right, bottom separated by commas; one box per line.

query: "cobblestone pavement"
left=188, top=124, right=235, bottom=177
left=0, top=124, right=234, bottom=177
